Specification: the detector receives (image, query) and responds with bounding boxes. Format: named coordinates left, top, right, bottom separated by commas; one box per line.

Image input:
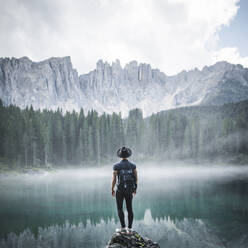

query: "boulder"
left=106, top=230, right=160, bottom=248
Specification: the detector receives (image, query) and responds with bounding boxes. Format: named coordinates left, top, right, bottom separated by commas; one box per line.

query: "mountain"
left=1, top=56, right=248, bottom=117
left=0, top=56, right=86, bottom=113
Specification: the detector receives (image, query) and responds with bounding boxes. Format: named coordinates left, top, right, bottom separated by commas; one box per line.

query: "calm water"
left=0, top=165, right=248, bottom=248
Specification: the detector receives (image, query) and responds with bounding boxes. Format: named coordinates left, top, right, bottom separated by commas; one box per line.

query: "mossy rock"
left=107, top=230, right=160, bottom=248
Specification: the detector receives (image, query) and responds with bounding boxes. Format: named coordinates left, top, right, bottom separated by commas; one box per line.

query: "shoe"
left=126, top=228, right=133, bottom=234
left=115, top=227, right=127, bottom=233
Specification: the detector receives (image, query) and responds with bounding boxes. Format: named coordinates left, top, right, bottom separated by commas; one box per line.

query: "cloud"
left=0, top=0, right=245, bottom=75
left=213, top=47, right=248, bottom=67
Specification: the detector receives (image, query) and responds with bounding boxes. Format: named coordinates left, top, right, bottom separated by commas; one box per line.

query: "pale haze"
left=0, top=0, right=248, bottom=75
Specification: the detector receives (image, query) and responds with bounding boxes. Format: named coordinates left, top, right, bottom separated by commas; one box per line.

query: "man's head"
left=117, top=146, right=132, bottom=159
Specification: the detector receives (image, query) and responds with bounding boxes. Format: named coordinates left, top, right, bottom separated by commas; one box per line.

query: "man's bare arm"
left=134, top=169, right=138, bottom=184
left=133, top=169, right=138, bottom=194
left=111, top=170, right=117, bottom=197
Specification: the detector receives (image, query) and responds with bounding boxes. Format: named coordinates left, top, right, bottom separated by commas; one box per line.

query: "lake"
left=0, top=165, right=248, bottom=248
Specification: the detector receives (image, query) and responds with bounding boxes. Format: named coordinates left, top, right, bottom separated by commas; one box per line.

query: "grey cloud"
left=0, top=0, right=242, bottom=75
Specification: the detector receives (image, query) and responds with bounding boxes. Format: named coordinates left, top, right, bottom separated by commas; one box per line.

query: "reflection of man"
left=111, top=146, right=138, bottom=234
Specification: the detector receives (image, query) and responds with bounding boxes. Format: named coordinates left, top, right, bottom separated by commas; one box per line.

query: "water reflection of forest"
left=0, top=210, right=226, bottom=248
left=1, top=174, right=248, bottom=242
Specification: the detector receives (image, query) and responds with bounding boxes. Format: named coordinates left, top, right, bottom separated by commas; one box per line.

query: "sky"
left=0, top=0, right=247, bottom=75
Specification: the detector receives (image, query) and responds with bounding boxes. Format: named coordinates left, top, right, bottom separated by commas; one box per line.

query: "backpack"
left=117, top=164, right=136, bottom=191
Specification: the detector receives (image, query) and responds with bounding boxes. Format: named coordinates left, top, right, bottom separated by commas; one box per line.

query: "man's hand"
left=112, top=189, right=115, bottom=197
left=132, top=190, right=136, bottom=197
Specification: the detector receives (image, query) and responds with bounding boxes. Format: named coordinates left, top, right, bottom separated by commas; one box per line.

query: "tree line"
left=0, top=99, right=248, bottom=169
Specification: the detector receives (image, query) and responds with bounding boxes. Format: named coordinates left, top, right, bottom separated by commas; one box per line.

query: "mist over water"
left=1, top=164, right=248, bottom=248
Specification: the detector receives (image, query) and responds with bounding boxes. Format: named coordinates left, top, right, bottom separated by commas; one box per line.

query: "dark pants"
left=116, top=188, right=133, bottom=228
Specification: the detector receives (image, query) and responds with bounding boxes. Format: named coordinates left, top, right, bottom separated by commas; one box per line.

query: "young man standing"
left=111, top=146, right=138, bottom=234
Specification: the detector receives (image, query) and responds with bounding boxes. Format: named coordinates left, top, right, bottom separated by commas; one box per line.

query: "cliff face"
left=0, top=56, right=86, bottom=112
left=79, top=59, right=167, bottom=117
left=79, top=60, right=248, bottom=117
left=1, top=56, right=248, bottom=117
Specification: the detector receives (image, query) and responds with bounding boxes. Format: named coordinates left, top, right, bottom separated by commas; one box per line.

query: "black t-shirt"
left=113, top=159, right=136, bottom=189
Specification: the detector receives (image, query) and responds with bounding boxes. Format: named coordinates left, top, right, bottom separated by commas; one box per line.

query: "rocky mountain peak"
left=0, top=56, right=248, bottom=117
left=203, top=61, right=238, bottom=73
